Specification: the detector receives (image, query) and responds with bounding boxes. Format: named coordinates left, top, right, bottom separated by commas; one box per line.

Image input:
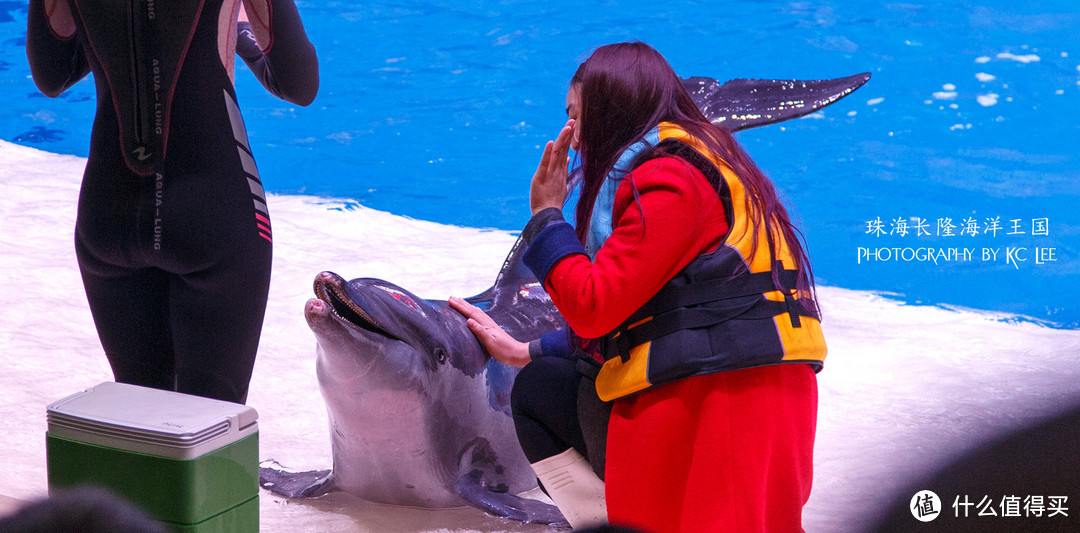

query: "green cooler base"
left=46, top=432, right=259, bottom=532
left=169, top=496, right=259, bottom=533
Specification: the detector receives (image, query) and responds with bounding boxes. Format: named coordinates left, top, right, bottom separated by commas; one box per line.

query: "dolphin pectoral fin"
left=453, top=469, right=570, bottom=527
left=451, top=436, right=568, bottom=525
left=258, top=460, right=334, bottom=498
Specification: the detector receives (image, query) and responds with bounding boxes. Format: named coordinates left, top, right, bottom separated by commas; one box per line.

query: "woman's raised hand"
left=448, top=296, right=531, bottom=367
left=530, top=119, right=576, bottom=215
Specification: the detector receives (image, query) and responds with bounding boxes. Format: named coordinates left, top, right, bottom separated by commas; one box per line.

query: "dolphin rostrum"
left=259, top=72, right=870, bottom=525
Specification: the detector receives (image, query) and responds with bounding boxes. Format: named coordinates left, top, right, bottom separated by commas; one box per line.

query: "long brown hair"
left=570, top=42, right=819, bottom=311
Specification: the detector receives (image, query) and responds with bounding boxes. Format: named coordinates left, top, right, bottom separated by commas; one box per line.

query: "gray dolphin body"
left=259, top=72, right=870, bottom=524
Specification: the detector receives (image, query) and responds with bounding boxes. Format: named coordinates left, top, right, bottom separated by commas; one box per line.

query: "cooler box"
left=46, top=382, right=259, bottom=532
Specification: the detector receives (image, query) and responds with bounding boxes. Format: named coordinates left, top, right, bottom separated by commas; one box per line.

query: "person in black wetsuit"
left=26, top=0, right=319, bottom=404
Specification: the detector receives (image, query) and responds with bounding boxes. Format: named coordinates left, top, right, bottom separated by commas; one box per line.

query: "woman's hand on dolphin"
left=530, top=119, right=575, bottom=215
left=448, top=296, right=531, bottom=367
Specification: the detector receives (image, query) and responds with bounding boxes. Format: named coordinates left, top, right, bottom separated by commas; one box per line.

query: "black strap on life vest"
left=629, top=267, right=801, bottom=321
left=605, top=262, right=819, bottom=363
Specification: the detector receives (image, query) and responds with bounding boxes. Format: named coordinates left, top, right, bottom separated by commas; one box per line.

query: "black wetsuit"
left=27, top=0, right=318, bottom=403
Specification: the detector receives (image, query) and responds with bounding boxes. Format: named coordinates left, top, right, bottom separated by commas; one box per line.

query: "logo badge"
left=132, top=146, right=153, bottom=161
left=910, top=490, right=941, bottom=522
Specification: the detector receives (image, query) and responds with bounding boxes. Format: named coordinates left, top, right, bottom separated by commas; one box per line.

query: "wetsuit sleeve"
left=521, top=207, right=568, bottom=244
left=526, top=157, right=729, bottom=339
left=26, top=0, right=90, bottom=98
left=522, top=213, right=587, bottom=283
left=527, top=328, right=577, bottom=361
left=236, top=0, right=319, bottom=106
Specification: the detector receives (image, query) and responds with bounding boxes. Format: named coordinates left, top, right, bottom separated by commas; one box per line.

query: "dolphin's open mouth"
left=314, top=273, right=403, bottom=341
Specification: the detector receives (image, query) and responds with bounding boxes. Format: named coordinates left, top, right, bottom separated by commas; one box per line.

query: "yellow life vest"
left=593, top=122, right=827, bottom=402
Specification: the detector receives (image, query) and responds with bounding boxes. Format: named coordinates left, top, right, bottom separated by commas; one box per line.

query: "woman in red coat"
left=452, top=41, right=825, bottom=532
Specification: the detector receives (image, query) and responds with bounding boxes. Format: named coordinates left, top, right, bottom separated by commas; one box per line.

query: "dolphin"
left=261, top=234, right=570, bottom=525
left=259, top=72, right=871, bottom=525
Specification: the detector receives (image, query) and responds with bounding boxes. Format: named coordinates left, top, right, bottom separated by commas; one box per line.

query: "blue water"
left=2, top=1, right=1078, bottom=328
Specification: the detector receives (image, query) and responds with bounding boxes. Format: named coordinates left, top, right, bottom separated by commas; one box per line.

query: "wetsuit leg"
left=144, top=118, right=272, bottom=405
left=168, top=234, right=270, bottom=405
left=158, top=88, right=274, bottom=404
left=511, top=356, right=590, bottom=463
left=77, top=257, right=176, bottom=391
left=74, top=152, right=177, bottom=392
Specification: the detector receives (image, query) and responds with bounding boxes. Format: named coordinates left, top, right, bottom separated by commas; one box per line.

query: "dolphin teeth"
left=317, top=279, right=401, bottom=341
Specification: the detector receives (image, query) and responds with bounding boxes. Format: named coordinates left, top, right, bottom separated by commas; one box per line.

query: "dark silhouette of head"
left=0, top=486, right=167, bottom=533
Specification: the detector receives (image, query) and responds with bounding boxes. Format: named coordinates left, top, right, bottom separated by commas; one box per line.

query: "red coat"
left=544, top=156, right=818, bottom=532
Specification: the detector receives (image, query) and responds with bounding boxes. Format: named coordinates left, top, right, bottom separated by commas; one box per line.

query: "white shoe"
left=532, top=448, right=608, bottom=529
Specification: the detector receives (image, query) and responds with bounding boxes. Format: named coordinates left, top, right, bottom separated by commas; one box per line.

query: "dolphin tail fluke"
left=258, top=459, right=334, bottom=498
left=682, top=72, right=872, bottom=131
left=453, top=469, right=570, bottom=528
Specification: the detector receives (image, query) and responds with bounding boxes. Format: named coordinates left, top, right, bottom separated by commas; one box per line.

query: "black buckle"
left=575, top=355, right=601, bottom=380
left=784, top=291, right=802, bottom=328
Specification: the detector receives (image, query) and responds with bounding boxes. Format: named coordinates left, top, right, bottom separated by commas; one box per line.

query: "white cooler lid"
left=47, top=382, right=259, bottom=460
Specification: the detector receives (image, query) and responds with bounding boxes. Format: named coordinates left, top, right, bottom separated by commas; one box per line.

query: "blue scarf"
left=563, top=127, right=661, bottom=259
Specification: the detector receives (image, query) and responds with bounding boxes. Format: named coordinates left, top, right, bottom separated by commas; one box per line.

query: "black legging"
left=511, top=356, right=590, bottom=463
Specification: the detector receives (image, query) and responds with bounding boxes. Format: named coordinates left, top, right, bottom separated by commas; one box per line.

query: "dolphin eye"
left=434, top=347, right=447, bottom=364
